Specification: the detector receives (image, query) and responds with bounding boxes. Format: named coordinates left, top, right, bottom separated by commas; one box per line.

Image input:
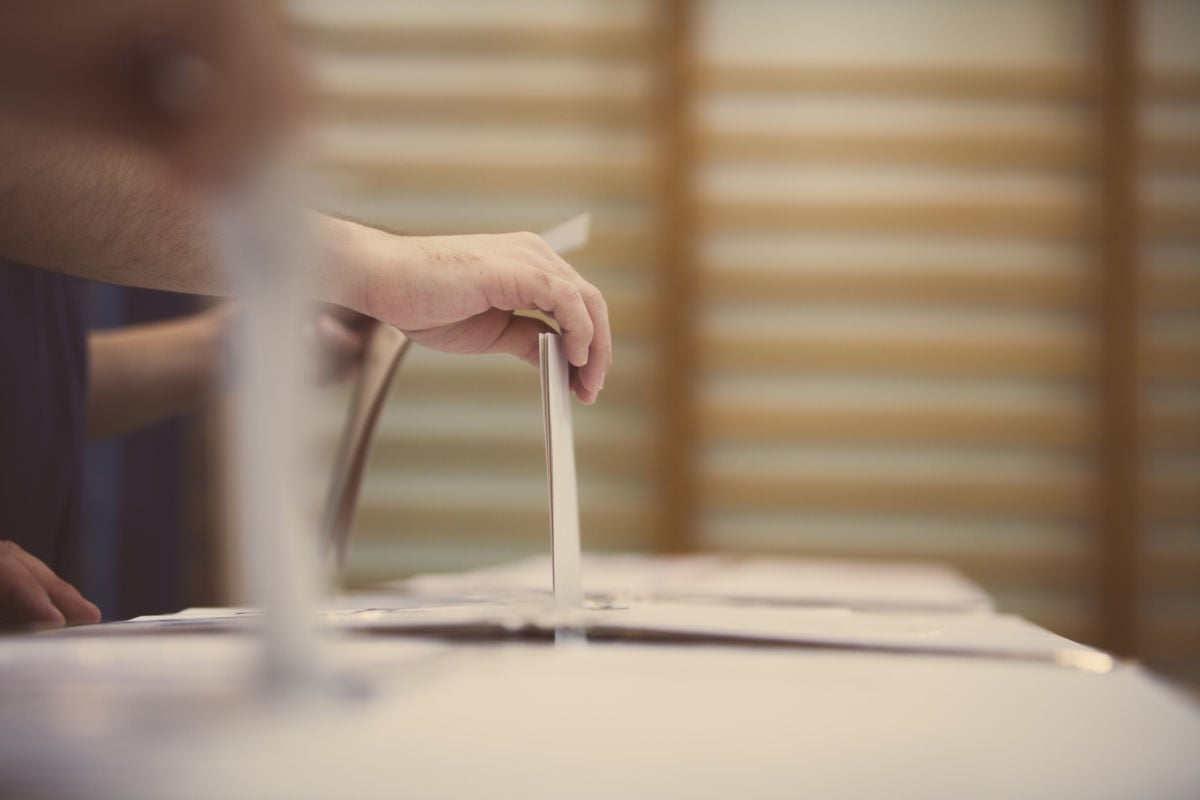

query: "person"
left=0, top=2, right=612, bottom=626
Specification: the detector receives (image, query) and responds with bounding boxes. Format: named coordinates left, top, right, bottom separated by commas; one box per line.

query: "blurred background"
left=83, top=0, right=1198, bottom=690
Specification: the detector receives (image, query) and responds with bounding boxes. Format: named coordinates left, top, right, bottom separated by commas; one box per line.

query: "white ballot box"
left=0, top=555, right=1198, bottom=800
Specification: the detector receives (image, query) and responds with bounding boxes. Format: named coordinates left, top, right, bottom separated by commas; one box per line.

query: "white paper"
left=539, top=211, right=591, bottom=255
left=540, top=333, right=583, bottom=609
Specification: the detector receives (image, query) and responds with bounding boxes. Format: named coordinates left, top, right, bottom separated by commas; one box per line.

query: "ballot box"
left=1, top=554, right=1198, bottom=800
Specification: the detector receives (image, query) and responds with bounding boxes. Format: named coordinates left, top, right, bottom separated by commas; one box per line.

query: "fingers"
left=10, top=545, right=101, bottom=624
left=482, top=312, right=555, bottom=367
left=0, top=556, right=61, bottom=626
left=497, top=264, right=595, bottom=369
left=0, top=541, right=99, bottom=626
left=521, top=235, right=612, bottom=403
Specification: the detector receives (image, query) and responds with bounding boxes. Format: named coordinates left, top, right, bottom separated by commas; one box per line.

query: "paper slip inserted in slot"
left=540, top=332, right=583, bottom=609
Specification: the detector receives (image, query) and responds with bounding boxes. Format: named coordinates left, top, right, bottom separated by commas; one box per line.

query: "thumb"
left=484, top=312, right=556, bottom=367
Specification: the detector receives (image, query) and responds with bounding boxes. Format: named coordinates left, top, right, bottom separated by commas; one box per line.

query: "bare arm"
left=0, top=129, right=611, bottom=402
left=87, top=308, right=228, bottom=441
left=0, top=125, right=231, bottom=297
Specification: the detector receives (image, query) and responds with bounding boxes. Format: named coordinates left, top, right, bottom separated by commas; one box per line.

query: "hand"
left=347, top=226, right=612, bottom=404
left=0, top=541, right=101, bottom=627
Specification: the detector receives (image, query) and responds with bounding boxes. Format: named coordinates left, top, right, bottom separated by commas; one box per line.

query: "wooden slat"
left=1145, top=336, right=1200, bottom=380
left=702, top=540, right=1092, bottom=586
left=353, top=502, right=646, bottom=546
left=700, top=403, right=1093, bottom=447
left=1146, top=407, right=1200, bottom=450
left=1145, top=70, right=1200, bottom=102
left=1146, top=202, right=1200, bottom=241
left=701, top=471, right=1090, bottom=517
left=701, top=130, right=1094, bottom=170
left=699, top=198, right=1091, bottom=238
left=362, top=433, right=652, bottom=478
left=702, top=332, right=1091, bottom=378
left=314, top=86, right=649, bottom=127
left=1145, top=267, right=1200, bottom=312
left=380, top=363, right=648, bottom=407
left=701, top=264, right=1090, bottom=310
left=292, top=19, right=651, bottom=58
left=703, top=64, right=1200, bottom=102
left=1145, top=474, right=1200, bottom=519
left=702, top=334, right=1193, bottom=379
left=1141, top=619, right=1200, bottom=659
left=699, top=64, right=1093, bottom=100
left=1147, top=134, right=1200, bottom=172
left=315, top=156, right=650, bottom=198
left=1143, top=546, right=1200, bottom=589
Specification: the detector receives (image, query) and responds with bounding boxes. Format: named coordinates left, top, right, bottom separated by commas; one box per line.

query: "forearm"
left=0, top=122, right=226, bottom=294
left=87, top=308, right=228, bottom=440
left=0, top=123, right=365, bottom=309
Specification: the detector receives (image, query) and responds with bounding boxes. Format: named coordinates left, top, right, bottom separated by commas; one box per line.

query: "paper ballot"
left=538, top=211, right=591, bottom=254
left=321, top=213, right=592, bottom=571
left=540, top=333, right=583, bottom=609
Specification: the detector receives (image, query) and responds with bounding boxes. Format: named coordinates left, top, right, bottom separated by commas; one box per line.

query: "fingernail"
left=598, top=370, right=607, bottom=390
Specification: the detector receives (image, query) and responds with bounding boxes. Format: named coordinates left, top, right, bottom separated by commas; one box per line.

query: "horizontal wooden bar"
left=315, top=156, right=651, bottom=198
left=699, top=198, right=1091, bottom=238
left=698, top=63, right=1094, bottom=100
left=701, top=539, right=1092, bottom=585
left=1146, top=203, right=1200, bottom=241
left=701, top=264, right=1090, bottom=310
left=1141, top=619, right=1200, bottom=659
left=1146, top=268, right=1200, bottom=312
left=1144, top=337, right=1200, bottom=381
left=353, top=502, right=646, bottom=546
left=700, top=470, right=1090, bottom=517
left=700, top=402, right=1093, bottom=447
left=1143, top=547, right=1200, bottom=589
left=1145, top=474, right=1200, bottom=519
left=701, top=332, right=1091, bottom=378
left=364, top=432, right=652, bottom=478
left=699, top=397, right=1194, bottom=450
left=1147, top=134, right=1200, bottom=172
left=291, top=19, right=651, bottom=59
left=700, top=130, right=1094, bottom=170
left=314, top=86, right=649, bottom=127
left=1146, top=407, right=1200, bottom=450
left=1145, top=70, right=1200, bottom=102
left=376, top=363, right=648, bottom=408
left=701, top=64, right=1200, bottom=102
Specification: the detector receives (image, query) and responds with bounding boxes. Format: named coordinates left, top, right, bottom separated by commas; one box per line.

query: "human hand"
left=205, top=302, right=373, bottom=387
left=0, top=541, right=101, bottom=627
left=342, top=226, right=611, bottom=404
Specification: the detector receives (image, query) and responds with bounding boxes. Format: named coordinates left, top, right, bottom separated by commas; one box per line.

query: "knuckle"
left=556, top=282, right=582, bottom=305
left=582, top=283, right=605, bottom=306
